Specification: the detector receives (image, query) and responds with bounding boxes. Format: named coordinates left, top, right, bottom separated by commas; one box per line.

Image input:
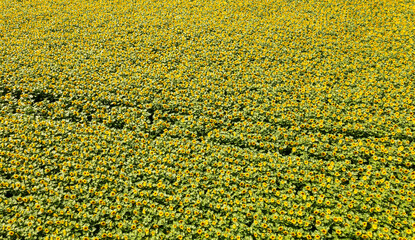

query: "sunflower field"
left=1, top=0, right=414, bottom=239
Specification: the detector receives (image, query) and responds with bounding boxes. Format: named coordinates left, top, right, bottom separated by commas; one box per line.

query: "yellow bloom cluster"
left=1, top=0, right=414, bottom=239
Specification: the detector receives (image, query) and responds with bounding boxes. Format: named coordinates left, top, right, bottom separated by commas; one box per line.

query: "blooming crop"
left=1, top=0, right=414, bottom=239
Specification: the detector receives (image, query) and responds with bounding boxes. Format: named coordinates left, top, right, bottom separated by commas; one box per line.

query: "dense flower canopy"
left=0, top=0, right=414, bottom=239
